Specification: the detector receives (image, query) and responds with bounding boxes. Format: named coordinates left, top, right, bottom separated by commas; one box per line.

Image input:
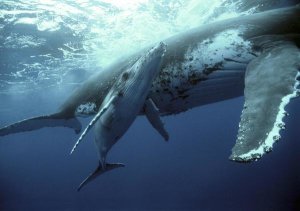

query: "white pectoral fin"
left=230, top=42, right=300, bottom=162
left=144, top=98, right=169, bottom=141
left=70, top=96, right=117, bottom=154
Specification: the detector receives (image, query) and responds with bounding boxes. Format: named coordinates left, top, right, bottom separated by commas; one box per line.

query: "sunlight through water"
left=0, top=0, right=262, bottom=94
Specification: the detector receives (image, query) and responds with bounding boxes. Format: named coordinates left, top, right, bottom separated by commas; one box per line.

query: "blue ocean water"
left=0, top=0, right=299, bottom=210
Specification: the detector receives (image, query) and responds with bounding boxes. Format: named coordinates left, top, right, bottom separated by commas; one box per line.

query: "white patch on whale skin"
left=150, top=28, right=254, bottom=114
left=238, top=72, right=300, bottom=161
left=183, top=28, right=253, bottom=72
left=160, top=28, right=254, bottom=89
left=75, top=102, right=97, bottom=117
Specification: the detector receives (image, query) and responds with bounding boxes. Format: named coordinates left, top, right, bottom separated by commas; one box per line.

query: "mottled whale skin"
left=0, top=5, right=300, bottom=163
left=59, top=4, right=299, bottom=116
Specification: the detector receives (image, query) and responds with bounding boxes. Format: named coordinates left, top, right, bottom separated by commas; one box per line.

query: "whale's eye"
left=118, top=91, right=124, bottom=97
left=122, top=72, right=129, bottom=81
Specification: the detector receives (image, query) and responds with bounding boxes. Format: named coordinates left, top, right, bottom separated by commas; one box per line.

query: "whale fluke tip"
left=77, top=162, right=125, bottom=191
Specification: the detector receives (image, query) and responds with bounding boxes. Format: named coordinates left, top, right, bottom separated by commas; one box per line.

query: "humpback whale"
left=0, top=4, right=299, bottom=171
left=73, top=42, right=167, bottom=190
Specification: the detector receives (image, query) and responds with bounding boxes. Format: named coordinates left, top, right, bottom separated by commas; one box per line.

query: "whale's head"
left=137, top=42, right=167, bottom=80
left=115, top=42, right=166, bottom=100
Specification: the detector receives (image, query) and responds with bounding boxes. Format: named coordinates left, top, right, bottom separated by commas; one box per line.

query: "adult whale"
left=0, top=4, right=299, bottom=163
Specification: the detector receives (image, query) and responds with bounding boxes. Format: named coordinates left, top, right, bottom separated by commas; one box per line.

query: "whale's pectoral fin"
left=230, top=42, right=300, bottom=162
left=70, top=96, right=117, bottom=154
left=77, top=162, right=125, bottom=191
left=0, top=112, right=82, bottom=137
left=144, top=98, right=169, bottom=141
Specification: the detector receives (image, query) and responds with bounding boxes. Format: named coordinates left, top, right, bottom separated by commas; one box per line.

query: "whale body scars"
left=0, top=5, right=300, bottom=188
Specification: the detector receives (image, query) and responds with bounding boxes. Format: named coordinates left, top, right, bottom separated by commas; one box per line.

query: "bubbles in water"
left=0, top=0, right=259, bottom=94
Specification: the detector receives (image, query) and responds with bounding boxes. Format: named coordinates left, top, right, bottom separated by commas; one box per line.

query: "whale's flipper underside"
left=230, top=42, right=300, bottom=162
left=70, top=95, right=117, bottom=154
left=144, top=98, right=169, bottom=141
left=0, top=113, right=82, bottom=137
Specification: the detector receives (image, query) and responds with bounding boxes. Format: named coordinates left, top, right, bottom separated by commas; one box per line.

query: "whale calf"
left=72, top=43, right=167, bottom=190
left=0, top=5, right=300, bottom=166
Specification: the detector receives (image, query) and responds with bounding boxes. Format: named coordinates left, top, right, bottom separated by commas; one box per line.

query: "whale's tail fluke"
left=0, top=112, right=82, bottom=137
left=77, top=162, right=125, bottom=191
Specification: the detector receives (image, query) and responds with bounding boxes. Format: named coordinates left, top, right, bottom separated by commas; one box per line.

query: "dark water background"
left=0, top=0, right=300, bottom=210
